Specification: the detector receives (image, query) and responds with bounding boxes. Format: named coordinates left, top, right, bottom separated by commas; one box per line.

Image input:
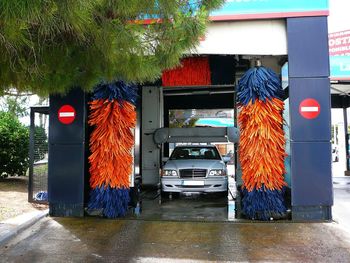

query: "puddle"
left=120, top=174, right=241, bottom=221
left=124, top=188, right=239, bottom=222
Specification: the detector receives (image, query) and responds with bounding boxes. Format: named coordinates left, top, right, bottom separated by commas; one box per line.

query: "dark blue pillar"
left=48, top=89, right=88, bottom=217
left=287, top=17, right=333, bottom=220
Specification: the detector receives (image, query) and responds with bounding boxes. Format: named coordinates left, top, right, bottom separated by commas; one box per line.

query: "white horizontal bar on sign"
left=59, top=112, right=75, bottom=117
left=300, top=106, right=319, bottom=112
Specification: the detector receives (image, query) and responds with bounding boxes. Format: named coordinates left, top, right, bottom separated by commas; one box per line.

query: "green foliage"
left=0, top=95, right=29, bottom=118
left=34, top=126, right=48, bottom=162
left=0, top=112, right=29, bottom=177
left=0, top=0, right=224, bottom=95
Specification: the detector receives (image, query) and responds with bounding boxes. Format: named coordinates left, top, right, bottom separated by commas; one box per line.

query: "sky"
left=328, top=0, right=350, bottom=33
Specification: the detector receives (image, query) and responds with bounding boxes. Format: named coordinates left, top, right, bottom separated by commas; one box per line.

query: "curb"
left=0, top=209, right=49, bottom=246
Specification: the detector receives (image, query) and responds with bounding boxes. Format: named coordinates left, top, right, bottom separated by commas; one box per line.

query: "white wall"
left=193, top=20, right=287, bottom=55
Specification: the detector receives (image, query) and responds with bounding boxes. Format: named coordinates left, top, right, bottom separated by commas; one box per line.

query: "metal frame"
left=287, top=16, right=332, bottom=220
left=28, top=106, right=49, bottom=204
left=153, top=127, right=239, bottom=144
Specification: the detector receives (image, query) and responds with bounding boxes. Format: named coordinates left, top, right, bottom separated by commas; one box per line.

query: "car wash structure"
left=47, top=0, right=333, bottom=221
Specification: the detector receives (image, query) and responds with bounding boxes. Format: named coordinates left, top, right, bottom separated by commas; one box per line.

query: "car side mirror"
left=222, top=156, right=230, bottom=164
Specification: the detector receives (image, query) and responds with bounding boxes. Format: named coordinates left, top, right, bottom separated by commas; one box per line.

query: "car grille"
left=179, top=169, right=207, bottom=178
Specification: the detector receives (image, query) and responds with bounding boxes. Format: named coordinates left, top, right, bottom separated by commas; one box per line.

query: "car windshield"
left=170, top=147, right=221, bottom=160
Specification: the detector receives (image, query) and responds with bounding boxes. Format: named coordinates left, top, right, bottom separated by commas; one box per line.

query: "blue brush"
left=237, top=66, right=284, bottom=105
left=241, top=187, right=287, bottom=221
left=92, top=80, right=138, bottom=106
left=88, top=185, right=130, bottom=218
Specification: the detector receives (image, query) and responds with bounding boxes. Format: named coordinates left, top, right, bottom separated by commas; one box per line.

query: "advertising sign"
left=210, top=0, right=329, bottom=21
left=283, top=58, right=350, bottom=81
left=328, top=30, right=350, bottom=56
left=330, top=56, right=350, bottom=80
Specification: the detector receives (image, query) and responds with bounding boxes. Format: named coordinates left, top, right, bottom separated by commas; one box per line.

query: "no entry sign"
left=58, top=105, right=76, bottom=124
left=299, top=98, right=320, bottom=119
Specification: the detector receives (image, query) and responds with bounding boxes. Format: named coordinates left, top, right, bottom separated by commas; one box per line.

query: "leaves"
left=0, top=0, right=224, bottom=95
left=0, top=111, right=29, bottom=177
left=0, top=95, right=29, bottom=118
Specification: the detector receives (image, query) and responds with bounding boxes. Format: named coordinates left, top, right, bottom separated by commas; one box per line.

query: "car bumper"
left=161, top=176, right=228, bottom=193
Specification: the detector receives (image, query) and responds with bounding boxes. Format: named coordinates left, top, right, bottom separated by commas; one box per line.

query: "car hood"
left=164, top=159, right=225, bottom=170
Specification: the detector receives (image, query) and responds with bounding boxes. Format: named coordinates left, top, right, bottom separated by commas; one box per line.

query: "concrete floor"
left=122, top=174, right=289, bottom=222
left=129, top=191, right=230, bottom=222
left=1, top=177, right=349, bottom=262
left=1, top=217, right=350, bottom=262
left=332, top=176, right=350, bottom=234
left=122, top=175, right=250, bottom=222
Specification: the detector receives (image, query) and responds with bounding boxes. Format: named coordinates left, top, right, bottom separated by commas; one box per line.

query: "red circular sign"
left=58, top=105, right=76, bottom=124
left=299, top=98, right=320, bottom=119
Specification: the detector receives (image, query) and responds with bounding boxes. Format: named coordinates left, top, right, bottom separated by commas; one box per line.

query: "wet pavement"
left=0, top=176, right=349, bottom=262
left=130, top=191, right=230, bottom=222
left=1, top=216, right=350, bottom=262
left=122, top=174, right=289, bottom=223
left=332, top=176, right=350, bottom=235
left=122, top=174, right=246, bottom=222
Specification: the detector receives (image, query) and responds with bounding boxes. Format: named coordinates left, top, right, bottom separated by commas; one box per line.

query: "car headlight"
left=162, top=170, right=178, bottom=176
left=209, top=169, right=225, bottom=176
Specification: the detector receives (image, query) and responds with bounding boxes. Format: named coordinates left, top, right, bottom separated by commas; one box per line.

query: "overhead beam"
left=153, top=127, right=239, bottom=144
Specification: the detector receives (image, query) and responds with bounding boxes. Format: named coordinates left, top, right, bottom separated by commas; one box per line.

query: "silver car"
left=161, top=145, right=228, bottom=194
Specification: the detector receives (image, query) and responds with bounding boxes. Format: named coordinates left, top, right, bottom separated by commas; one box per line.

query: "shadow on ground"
left=0, top=177, right=28, bottom=193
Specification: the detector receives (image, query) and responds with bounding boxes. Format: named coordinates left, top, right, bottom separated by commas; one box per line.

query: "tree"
left=0, top=92, right=29, bottom=118
left=0, top=1, right=224, bottom=95
left=169, top=110, right=198, bottom=128
left=0, top=112, right=29, bottom=177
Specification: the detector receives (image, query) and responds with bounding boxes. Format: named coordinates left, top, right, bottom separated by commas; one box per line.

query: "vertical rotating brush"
left=88, top=81, right=138, bottom=218
left=237, top=63, right=287, bottom=220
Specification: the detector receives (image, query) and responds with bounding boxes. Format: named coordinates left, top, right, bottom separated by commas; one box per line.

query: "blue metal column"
left=48, top=89, right=88, bottom=217
left=287, top=17, right=333, bottom=220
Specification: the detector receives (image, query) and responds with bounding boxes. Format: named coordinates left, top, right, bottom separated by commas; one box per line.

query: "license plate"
left=182, top=180, right=204, bottom=186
